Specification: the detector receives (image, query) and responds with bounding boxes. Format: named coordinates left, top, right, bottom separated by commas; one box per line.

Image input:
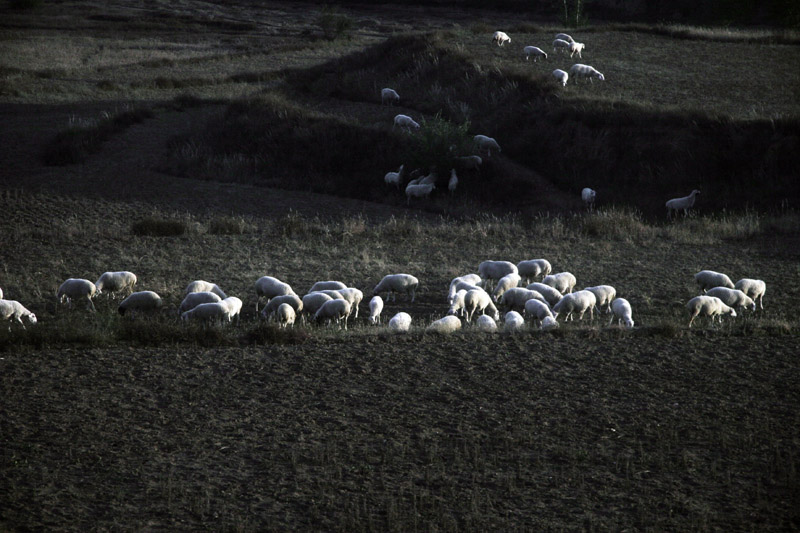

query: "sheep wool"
left=427, top=315, right=462, bottom=334
left=388, top=312, right=412, bottom=333
left=0, top=299, right=37, bottom=330
left=734, top=278, right=766, bottom=309
left=687, top=295, right=736, bottom=327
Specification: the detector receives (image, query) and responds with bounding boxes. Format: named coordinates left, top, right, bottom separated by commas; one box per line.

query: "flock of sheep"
left=0, top=261, right=766, bottom=335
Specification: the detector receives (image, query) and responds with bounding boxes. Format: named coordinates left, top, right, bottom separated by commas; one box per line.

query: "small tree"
left=402, top=113, right=472, bottom=177
left=560, top=0, right=587, bottom=28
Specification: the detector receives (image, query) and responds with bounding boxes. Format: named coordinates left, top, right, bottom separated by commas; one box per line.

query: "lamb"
left=687, top=295, right=736, bottom=327
left=476, top=314, right=497, bottom=332
left=553, top=38, right=571, bottom=53
left=504, top=311, right=525, bottom=332
left=542, top=272, right=577, bottom=294
left=185, top=280, right=227, bottom=299
left=448, top=169, right=458, bottom=193
left=527, top=282, right=563, bottom=307
left=260, top=294, right=303, bottom=321
left=393, top=114, right=420, bottom=131
left=569, top=42, right=585, bottom=58
left=569, top=63, right=604, bottom=84
left=583, top=285, right=616, bottom=313
left=734, top=278, right=766, bottom=309
left=339, top=287, right=364, bottom=318
left=492, top=31, right=511, bottom=46
left=94, top=271, right=137, bottom=298
left=308, top=280, right=347, bottom=293
left=554, top=33, right=575, bottom=43
left=405, top=182, right=435, bottom=204
left=455, top=155, right=482, bottom=171
left=368, top=296, right=383, bottom=325
left=57, top=278, right=97, bottom=311
left=478, top=260, right=518, bottom=290
left=609, top=298, right=634, bottom=329
left=666, top=189, right=700, bottom=219
left=314, top=299, right=352, bottom=330
left=523, top=46, right=547, bottom=61
left=388, top=312, right=412, bottom=333
left=524, top=298, right=554, bottom=327
left=447, top=289, right=468, bottom=317
left=381, top=87, right=400, bottom=105
left=540, top=316, right=560, bottom=330
left=497, top=287, right=547, bottom=313
left=118, top=290, right=163, bottom=318
left=491, top=273, right=522, bottom=302
left=254, top=276, right=295, bottom=312
left=706, top=287, right=756, bottom=312
left=694, top=270, right=735, bottom=293
left=517, top=259, right=552, bottom=285
left=220, top=296, right=243, bottom=324
left=301, top=292, right=333, bottom=318
left=373, top=273, right=419, bottom=302
left=464, top=289, right=500, bottom=323
left=552, top=69, right=569, bottom=87
left=427, top=315, right=462, bottom=334
left=275, top=303, right=296, bottom=328
left=552, top=290, right=597, bottom=321
left=581, top=188, right=596, bottom=210
left=179, top=291, right=222, bottom=314
left=474, top=135, right=501, bottom=157
left=384, top=165, right=404, bottom=188
left=0, top=300, right=37, bottom=330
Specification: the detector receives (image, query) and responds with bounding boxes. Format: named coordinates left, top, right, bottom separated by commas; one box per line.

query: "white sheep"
left=706, top=287, right=756, bottom=312
left=498, top=287, right=547, bottom=313
left=94, top=271, right=137, bottom=298
left=418, top=170, right=437, bottom=186
left=339, top=287, right=364, bottom=318
left=491, top=273, right=522, bottom=302
left=478, top=260, right=518, bottom=290
left=254, top=276, right=295, bottom=312
left=448, top=289, right=468, bottom=317
left=427, top=315, right=462, bottom=334
left=734, top=278, right=766, bottom=310
left=308, top=281, right=347, bottom=293
left=0, top=288, right=3, bottom=299
left=57, top=278, right=97, bottom=311
left=694, top=270, right=735, bottom=293
left=492, top=31, right=511, bottom=46
left=523, top=46, right=547, bottom=61
left=527, top=282, right=563, bottom=307
left=275, top=303, right=296, bottom=328
left=504, top=311, right=525, bottom=332
left=118, top=291, right=163, bottom=318
left=315, top=299, right=352, bottom=329
left=524, top=298, right=554, bottom=327
left=393, top=114, right=420, bottom=131
left=185, top=280, right=227, bottom=299
left=302, top=292, right=334, bottom=318
left=381, top=87, right=400, bottom=105
left=181, top=302, right=229, bottom=324
left=388, top=312, right=412, bottom=333
left=552, top=69, right=569, bottom=87
left=569, top=63, right=604, bottom=84
left=552, top=290, right=597, bottom=321
left=517, top=259, right=552, bottom=285
left=221, top=296, right=242, bottom=324
left=0, top=300, right=37, bottom=330
left=553, top=38, right=571, bottom=53
left=374, top=273, right=419, bottom=302
left=609, top=298, right=634, bottom=329
left=179, top=291, right=222, bottom=314
left=317, top=289, right=345, bottom=300
left=581, top=188, right=596, bottom=210
left=384, top=165, right=404, bottom=188
left=666, top=190, right=700, bottom=219
left=583, top=285, right=616, bottom=313
left=448, top=278, right=484, bottom=304
left=542, top=272, right=577, bottom=294
left=474, top=135, right=501, bottom=157
left=455, top=155, right=482, bottom=171
left=405, top=182, right=435, bottom=204
left=464, top=289, right=500, bottom=323
left=368, top=295, right=383, bottom=324
left=569, top=41, right=585, bottom=58
left=687, top=295, right=736, bottom=327
left=448, top=169, right=458, bottom=193
left=540, top=316, right=560, bottom=330
left=554, top=33, right=575, bottom=43
left=260, top=294, right=303, bottom=321
left=475, top=314, right=497, bottom=332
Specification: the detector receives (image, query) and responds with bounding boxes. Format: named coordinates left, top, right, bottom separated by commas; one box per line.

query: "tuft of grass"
left=131, top=217, right=187, bottom=237
left=208, top=216, right=251, bottom=235
left=580, top=207, right=655, bottom=241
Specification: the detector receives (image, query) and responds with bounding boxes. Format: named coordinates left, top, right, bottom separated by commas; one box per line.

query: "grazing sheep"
left=569, top=63, right=604, bottom=84
left=368, top=296, right=383, bottom=325
left=448, top=289, right=468, bottom=317
left=448, top=169, right=458, bottom=193
left=381, top=87, right=400, bottom=105
left=553, top=38, right=571, bottom=53
left=569, top=41, right=585, bottom=58
left=687, top=295, right=736, bottom=327
left=491, top=273, right=522, bottom=302
left=317, top=289, right=345, bottom=300
left=374, top=274, right=419, bottom=302
left=552, top=290, right=597, bottom=321
left=302, top=292, right=334, bottom=318
left=517, top=259, right=552, bottom=285
left=609, top=298, right=634, bottom=329
left=260, top=294, right=303, bottom=321
left=181, top=301, right=229, bottom=324
left=315, top=299, right=352, bottom=329
left=254, top=276, right=295, bottom=312
left=498, top=287, right=547, bottom=313
left=474, top=135, right=501, bottom=157
left=552, top=69, right=569, bottom=87
left=0, top=288, right=3, bottom=299
left=179, top=291, right=222, bottom=314
left=275, top=303, right=296, bottom=328
left=706, top=287, right=756, bottom=312
left=504, top=311, right=525, bottom=332
left=339, top=288, right=364, bottom=318
left=666, top=190, right=700, bottom=219
left=405, top=182, right=435, bottom=204
left=527, top=282, right=563, bottom=307
left=94, top=271, right=137, bottom=298
left=695, top=270, right=735, bottom=293
left=185, top=280, right=227, bottom=299
left=0, top=300, right=37, bottom=330
left=478, top=260, right=518, bottom=290
left=524, top=298, right=554, bottom=327
left=583, top=285, right=616, bottom=313
left=581, top=188, right=596, bottom=210
left=523, top=45, right=547, bottom=61
left=448, top=277, right=484, bottom=304
left=464, top=289, right=500, bottom=323
left=418, top=170, right=437, bottom=186
left=384, top=165, right=404, bottom=188
left=221, top=297, right=243, bottom=324
left=118, top=291, right=163, bottom=318
left=427, top=315, right=462, bottom=334
left=492, top=31, right=511, bottom=46
left=555, top=33, right=575, bottom=43
left=57, top=278, right=97, bottom=311
left=388, top=312, right=412, bottom=333
left=540, top=316, right=560, bottom=330
left=393, top=114, right=420, bottom=131
left=476, top=314, right=498, bottom=332
left=542, top=272, right=577, bottom=294
left=734, top=278, right=766, bottom=309
left=309, top=281, right=347, bottom=293
left=455, top=155, right=482, bottom=170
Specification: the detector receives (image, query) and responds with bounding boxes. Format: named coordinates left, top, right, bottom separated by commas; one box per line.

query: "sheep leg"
left=410, top=288, right=416, bottom=303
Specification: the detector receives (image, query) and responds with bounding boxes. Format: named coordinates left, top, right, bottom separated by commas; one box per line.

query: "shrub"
left=208, top=216, right=250, bottom=235
left=315, top=6, right=353, bottom=41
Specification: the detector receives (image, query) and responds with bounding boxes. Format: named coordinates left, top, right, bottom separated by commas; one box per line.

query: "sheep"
left=448, top=279, right=484, bottom=304
left=302, top=292, right=334, bottom=318
left=393, top=114, right=420, bottom=131
left=455, top=155, right=482, bottom=171
left=464, top=289, right=500, bottom=323
left=527, top=282, right=563, bottom=307
left=254, top=276, right=295, bottom=312
left=552, top=69, right=569, bottom=87
left=517, top=259, right=552, bottom=285
left=492, top=31, right=511, bottom=46
left=478, top=260, right=518, bottom=290
left=609, top=298, right=634, bottom=329
left=339, top=288, right=364, bottom=318
left=476, top=314, right=497, bottom=332
left=181, top=302, right=229, bottom=324
left=666, top=189, right=700, bottom=219
left=569, top=42, right=585, bottom=58
left=474, top=135, right=501, bottom=157
left=542, top=272, right=577, bottom=294
left=374, top=273, right=419, bottom=302
left=0, top=300, right=37, bottom=330
left=418, top=170, right=437, bottom=185
left=94, top=271, right=137, bottom=298
left=427, top=315, right=462, bottom=334
left=524, top=298, right=554, bottom=327
left=694, top=270, right=735, bottom=293
left=260, top=294, right=303, bottom=321
left=308, top=281, right=347, bottom=293
left=448, top=289, right=468, bottom=317
left=384, top=165, right=404, bottom=188
left=687, top=295, right=736, bottom=327
left=552, top=290, right=597, bottom=321
left=179, top=291, right=222, bottom=314
left=504, top=311, right=525, bottom=332
left=581, top=188, right=596, bottom=210
left=491, top=273, right=522, bottom=302
left=220, top=297, right=243, bottom=324
left=554, top=33, right=575, bottom=43
left=118, top=291, right=163, bottom=318
left=275, top=303, right=296, bottom=328
left=540, top=316, right=560, bottom=330
left=405, top=182, right=435, bottom=204
left=368, top=296, right=383, bottom=325
left=734, top=278, right=766, bottom=309
left=381, top=87, right=400, bottom=105
left=57, top=278, right=97, bottom=311
left=185, top=280, right=227, bottom=299
left=553, top=38, right=571, bottom=53
left=388, top=312, right=412, bottom=333
left=315, top=299, right=352, bottom=329
left=583, top=285, right=616, bottom=313
left=498, top=287, right=547, bottom=313
left=317, top=289, right=345, bottom=300
left=448, top=169, right=458, bottom=193
left=523, top=45, right=547, bottom=61
left=706, top=287, right=756, bottom=312
left=569, top=63, right=604, bottom=84
left=0, top=287, right=3, bottom=299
